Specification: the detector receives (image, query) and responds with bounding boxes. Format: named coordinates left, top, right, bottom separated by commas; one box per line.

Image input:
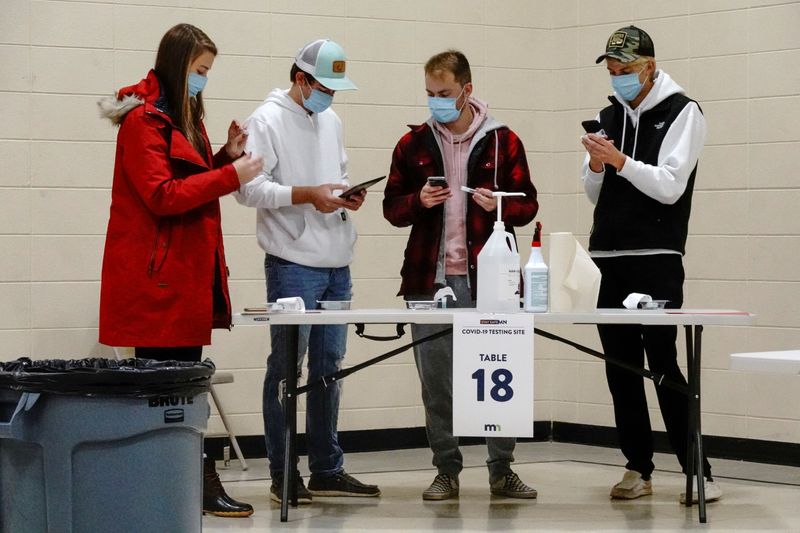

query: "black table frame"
left=276, top=322, right=709, bottom=522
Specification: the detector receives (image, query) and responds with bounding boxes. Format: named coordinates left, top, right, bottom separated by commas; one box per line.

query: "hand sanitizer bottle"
left=476, top=192, right=525, bottom=313
left=523, top=221, right=548, bottom=313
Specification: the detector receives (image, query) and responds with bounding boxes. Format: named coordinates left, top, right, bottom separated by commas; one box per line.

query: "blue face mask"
left=611, top=68, right=645, bottom=101
left=428, top=87, right=466, bottom=124
left=188, top=72, right=207, bottom=98
left=301, top=81, right=333, bottom=114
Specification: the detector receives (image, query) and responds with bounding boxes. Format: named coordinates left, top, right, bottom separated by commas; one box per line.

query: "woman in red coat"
left=98, top=23, right=262, bottom=518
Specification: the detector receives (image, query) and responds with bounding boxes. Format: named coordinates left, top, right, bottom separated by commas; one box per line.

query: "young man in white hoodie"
left=580, top=26, right=719, bottom=504
left=235, top=39, right=379, bottom=504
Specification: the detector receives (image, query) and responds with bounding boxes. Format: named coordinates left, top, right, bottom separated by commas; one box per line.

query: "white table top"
left=730, top=350, right=800, bottom=374
left=233, top=308, right=755, bottom=327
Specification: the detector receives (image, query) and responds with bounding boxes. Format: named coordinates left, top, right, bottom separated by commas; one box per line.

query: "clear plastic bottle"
left=523, top=221, right=548, bottom=313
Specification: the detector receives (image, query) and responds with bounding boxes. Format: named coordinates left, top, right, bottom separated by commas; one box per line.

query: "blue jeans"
left=263, top=254, right=351, bottom=477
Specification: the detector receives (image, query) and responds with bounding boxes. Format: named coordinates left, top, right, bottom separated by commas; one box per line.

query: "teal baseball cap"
left=294, top=39, right=357, bottom=91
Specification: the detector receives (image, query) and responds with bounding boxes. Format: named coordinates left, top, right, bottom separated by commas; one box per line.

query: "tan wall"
left=1, top=0, right=798, bottom=446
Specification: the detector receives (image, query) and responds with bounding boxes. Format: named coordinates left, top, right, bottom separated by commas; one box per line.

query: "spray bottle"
left=476, top=191, right=526, bottom=313
left=523, top=221, right=548, bottom=312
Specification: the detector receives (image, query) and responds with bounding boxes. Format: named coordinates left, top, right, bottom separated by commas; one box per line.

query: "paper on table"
left=623, top=292, right=652, bottom=309
left=549, top=232, right=602, bottom=313
left=276, top=297, right=306, bottom=312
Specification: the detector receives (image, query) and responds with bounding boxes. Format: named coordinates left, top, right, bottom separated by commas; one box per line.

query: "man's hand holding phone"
left=420, top=176, right=451, bottom=208
left=580, top=119, right=625, bottom=172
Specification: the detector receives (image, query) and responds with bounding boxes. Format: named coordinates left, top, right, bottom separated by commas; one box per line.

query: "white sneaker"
left=610, top=470, right=653, bottom=499
left=680, top=479, right=722, bottom=504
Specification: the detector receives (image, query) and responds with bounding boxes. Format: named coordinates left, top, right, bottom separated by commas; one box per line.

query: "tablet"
left=340, top=176, right=386, bottom=199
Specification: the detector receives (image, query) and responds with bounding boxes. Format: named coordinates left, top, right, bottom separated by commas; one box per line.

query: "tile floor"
left=205, top=442, right=800, bottom=531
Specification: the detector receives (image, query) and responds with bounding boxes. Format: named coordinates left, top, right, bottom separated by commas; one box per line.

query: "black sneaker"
left=490, top=472, right=537, bottom=499
left=270, top=474, right=312, bottom=504
left=308, top=471, right=381, bottom=497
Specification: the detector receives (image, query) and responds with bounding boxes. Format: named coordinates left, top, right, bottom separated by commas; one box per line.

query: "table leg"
left=684, top=325, right=707, bottom=523
left=684, top=325, right=695, bottom=508
left=280, top=324, right=300, bottom=522
left=693, top=325, right=707, bottom=523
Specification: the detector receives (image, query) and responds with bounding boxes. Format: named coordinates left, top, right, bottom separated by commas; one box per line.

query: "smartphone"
left=427, top=176, right=448, bottom=188
left=581, top=120, right=603, bottom=134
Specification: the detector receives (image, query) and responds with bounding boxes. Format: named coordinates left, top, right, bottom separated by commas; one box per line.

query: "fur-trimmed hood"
left=97, top=70, right=163, bottom=125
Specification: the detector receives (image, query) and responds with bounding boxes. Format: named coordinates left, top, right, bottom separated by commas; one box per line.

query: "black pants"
left=134, top=346, right=203, bottom=362
left=594, top=254, right=711, bottom=480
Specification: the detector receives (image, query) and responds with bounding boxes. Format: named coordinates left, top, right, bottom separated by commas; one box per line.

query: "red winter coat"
left=98, top=70, right=240, bottom=347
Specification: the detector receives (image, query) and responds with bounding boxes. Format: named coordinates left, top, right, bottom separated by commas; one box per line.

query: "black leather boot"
left=203, top=456, right=254, bottom=517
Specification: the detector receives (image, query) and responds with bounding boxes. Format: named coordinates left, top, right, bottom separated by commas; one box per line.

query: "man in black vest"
left=580, top=25, right=720, bottom=504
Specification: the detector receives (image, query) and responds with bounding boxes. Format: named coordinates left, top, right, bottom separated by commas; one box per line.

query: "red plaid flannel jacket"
left=383, top=122, right=538, bottom=298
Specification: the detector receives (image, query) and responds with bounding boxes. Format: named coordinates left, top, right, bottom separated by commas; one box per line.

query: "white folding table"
left=730, top=350, right=800, bottom=374
left=234, top=308, right=754, bottom=523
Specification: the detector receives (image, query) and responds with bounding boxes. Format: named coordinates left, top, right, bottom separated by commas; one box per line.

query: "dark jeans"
left=409, top=275, right=516, bottom=483
left=594, top=254, right=711, bottom=480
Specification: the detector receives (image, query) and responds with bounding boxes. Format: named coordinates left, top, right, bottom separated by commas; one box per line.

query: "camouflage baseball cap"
left=595, top=25, right=655, bottom=64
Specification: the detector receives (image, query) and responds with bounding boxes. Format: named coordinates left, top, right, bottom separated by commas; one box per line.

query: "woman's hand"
left=233, top=153, right=264, bottom=185
left=225, top=120, right=248, bottom=159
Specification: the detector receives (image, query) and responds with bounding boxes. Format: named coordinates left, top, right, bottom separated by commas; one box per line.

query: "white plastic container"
left=477, top=221, right=521, bottom=312
left=523, top=221, right=548, bottom=312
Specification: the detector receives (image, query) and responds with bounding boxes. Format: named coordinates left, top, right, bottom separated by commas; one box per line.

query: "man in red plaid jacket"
left=383, top=50, right=539, bottom=502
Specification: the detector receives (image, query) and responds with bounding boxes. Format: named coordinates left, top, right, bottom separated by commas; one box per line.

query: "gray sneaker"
left=423, top=473, right=459, bottom=501
left=490, top=472, right=537, bottom=499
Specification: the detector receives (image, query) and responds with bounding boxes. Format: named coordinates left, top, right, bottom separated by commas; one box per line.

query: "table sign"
left=452, top=312, right=534, bottom=437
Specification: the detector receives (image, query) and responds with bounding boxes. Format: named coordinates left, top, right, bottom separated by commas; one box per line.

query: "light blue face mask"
left=428, top=87, right=466, bottom=124
left=611, top=68, right=645, bottom=101
left=188, top=72, right=207, bottom=98
left=301, top=81, right=334, bottom=114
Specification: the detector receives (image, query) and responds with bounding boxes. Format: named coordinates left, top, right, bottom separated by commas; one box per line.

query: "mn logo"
left=332, top=60, right=346, bottom=73
left=608, top=31, right=627, bottom=49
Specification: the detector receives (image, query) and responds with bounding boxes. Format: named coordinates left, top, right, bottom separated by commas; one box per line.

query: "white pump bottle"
left=476, top=191, right=526, bottom=313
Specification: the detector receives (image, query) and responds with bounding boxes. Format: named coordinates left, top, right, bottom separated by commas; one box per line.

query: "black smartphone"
left=427, top=176, right=448, bottom=188
left=581, top=120, right=603, bottom=134
left=339, top=175, right=386, bottom=199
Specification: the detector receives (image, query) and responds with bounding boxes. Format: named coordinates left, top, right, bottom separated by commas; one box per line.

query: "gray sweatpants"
left=409, top=275, right=516, bottom=482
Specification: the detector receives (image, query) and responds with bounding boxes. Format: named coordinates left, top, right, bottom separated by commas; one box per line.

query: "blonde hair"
left=630, top=56, right=656, bottom=80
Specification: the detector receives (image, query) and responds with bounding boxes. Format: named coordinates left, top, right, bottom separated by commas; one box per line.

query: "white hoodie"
left=234, top=89, right=356, bottom=267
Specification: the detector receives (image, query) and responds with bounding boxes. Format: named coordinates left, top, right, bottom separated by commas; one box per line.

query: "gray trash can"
left=0, top=357, right=214, bottom=533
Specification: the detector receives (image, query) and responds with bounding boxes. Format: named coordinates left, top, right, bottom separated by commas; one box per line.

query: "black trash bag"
left=0, top=357, right=215, bottom=398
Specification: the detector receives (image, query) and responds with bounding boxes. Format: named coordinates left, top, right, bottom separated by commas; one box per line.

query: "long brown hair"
left=154, top=24, right=217, bottom=155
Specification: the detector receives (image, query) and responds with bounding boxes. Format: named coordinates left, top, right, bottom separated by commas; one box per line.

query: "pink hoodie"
left=432, top=96, right=489, bottom=275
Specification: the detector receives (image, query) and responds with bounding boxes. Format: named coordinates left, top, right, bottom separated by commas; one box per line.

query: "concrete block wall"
left=1, top=0, right=798, bottom=447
